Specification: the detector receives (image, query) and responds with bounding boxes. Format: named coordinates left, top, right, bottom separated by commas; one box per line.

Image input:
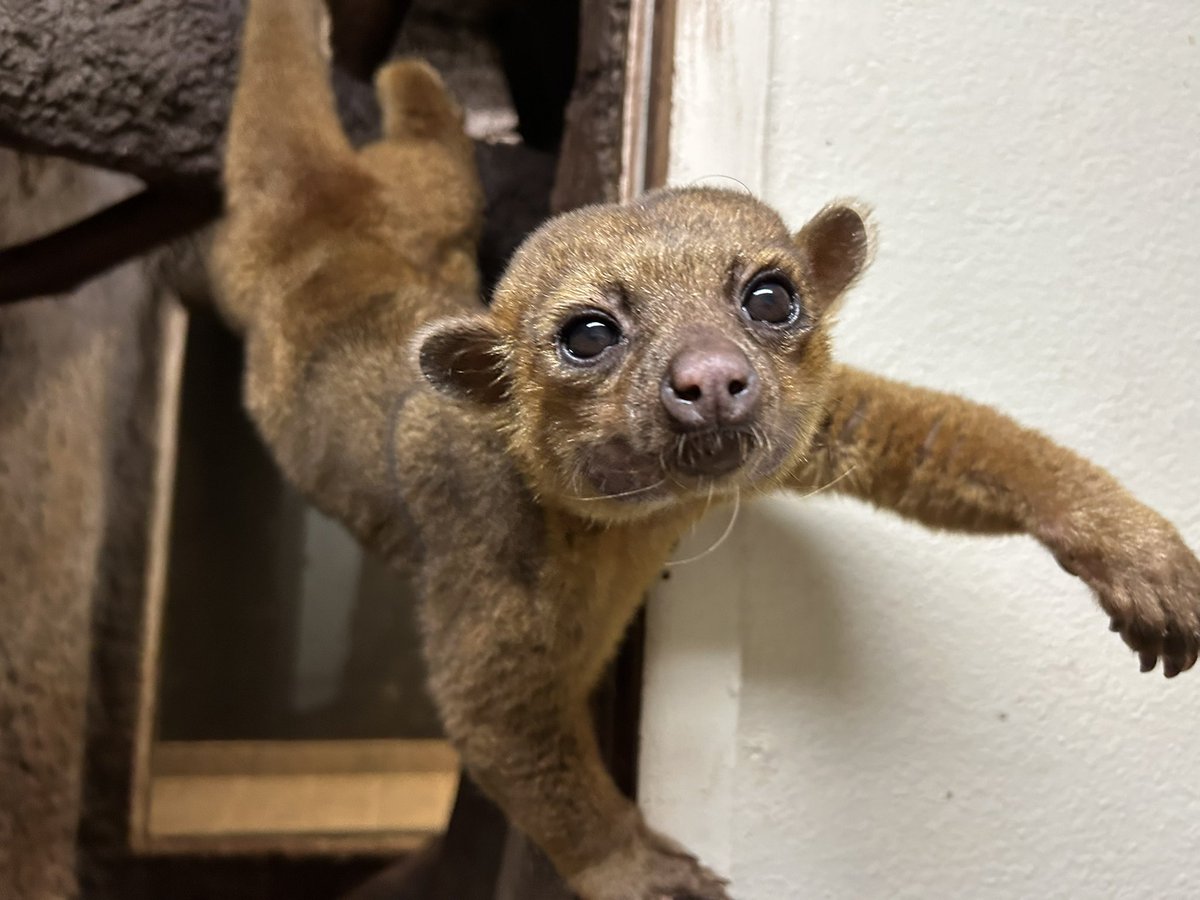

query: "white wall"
left=640, top=2, right=1200, bottom=897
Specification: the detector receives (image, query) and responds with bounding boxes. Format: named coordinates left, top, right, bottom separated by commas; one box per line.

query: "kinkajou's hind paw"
left=572, top=820, right=732, bottom=900
left=1043, top=507, right=1200, bottom=677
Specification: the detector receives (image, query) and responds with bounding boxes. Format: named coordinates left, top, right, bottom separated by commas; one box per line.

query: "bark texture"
left=552, top=0, right=630, bottom=212
left=0, top=148, right=387, bottom=900
left=0, top=150, right=154, bottom=900
left=0, top=0, right=381, bottom=184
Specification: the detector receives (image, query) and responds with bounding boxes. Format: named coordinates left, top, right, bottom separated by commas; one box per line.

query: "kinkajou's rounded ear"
left=415, top=315, right=510, bottom=406
left=793, top=202, right=873, bottom=314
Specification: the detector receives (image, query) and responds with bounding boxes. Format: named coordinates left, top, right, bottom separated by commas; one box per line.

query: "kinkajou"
left=211, top=2, right=1200, bottom=896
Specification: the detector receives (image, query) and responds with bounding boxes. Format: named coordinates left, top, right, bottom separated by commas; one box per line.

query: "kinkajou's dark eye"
left=742, top=275, right=800, bottom=325
left=559, top=313, right=622, bottom=362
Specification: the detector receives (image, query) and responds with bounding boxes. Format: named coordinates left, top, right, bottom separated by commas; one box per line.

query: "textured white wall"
left=641, top=2, right=1200, bottom=897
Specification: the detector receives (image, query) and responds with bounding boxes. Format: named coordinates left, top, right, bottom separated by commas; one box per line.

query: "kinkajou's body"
left=212, top=2, right=1200, bottom=897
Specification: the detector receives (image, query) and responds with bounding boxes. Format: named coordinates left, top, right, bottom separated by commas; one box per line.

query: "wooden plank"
left=151, top=738, right=459, bottom=776
left=128, top=298, right=188, bottom=853
left=140, top=739, right=459, bottom=854
left=619, top=0, right=677, bottom=199
left=146, top=771, right=456, bottom=839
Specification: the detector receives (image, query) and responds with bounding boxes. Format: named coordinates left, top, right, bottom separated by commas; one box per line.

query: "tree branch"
left=0, top=0, right=401, bottom=184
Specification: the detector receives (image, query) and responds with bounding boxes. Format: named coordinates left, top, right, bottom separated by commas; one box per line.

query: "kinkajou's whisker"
left=688, top=173, right=753, bottom=194
left=667, top=489, right=741, bottom=566
left=795, top=464, right=859, bottom=501
left=569, top=478, right=668, bottom=502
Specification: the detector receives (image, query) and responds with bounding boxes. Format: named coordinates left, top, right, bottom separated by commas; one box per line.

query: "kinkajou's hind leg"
left=376, top=58, right=468, bottom=143
left=223, top=2, right=473, bottom=239
left=223, top=0, right=353, bottom=206
left=214, top=0, right=480, bottom=495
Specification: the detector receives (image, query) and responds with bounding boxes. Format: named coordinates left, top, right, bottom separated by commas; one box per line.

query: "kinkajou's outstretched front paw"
left=571, top=819, right=732, bottom=900
left=1042, top=506, right=1200, bottom=677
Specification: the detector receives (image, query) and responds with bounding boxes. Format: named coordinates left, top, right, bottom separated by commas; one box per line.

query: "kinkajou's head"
left=418, top=187, right=871, bottom=521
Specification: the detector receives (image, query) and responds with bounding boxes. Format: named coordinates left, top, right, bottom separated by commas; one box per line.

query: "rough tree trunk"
left=0, top=150, right=156, bottom=900
left=0, top=0, right=386, bottom=184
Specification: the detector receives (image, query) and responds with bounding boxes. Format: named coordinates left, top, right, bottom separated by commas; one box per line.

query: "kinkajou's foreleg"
left=415, top=516, right=730, bottom=900
left=793, top=364, right=1200, bottom=676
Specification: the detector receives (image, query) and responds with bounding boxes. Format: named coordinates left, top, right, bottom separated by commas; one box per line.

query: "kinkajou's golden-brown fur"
left=211, top=2, right=1200, bottom=897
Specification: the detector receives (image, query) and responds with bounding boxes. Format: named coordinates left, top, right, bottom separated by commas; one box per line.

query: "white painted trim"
left=639, top=2, right=776, bottom=875
left=664, top=0, right=774, bottom=192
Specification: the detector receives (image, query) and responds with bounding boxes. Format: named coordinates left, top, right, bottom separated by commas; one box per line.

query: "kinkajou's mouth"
left=576, top=428, right=759, bottom=506
left=579, top=436, right=671, bottom=502
left=668, top=428, right=756, bottom=478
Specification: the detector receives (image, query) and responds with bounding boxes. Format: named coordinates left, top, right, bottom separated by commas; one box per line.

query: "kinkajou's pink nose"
left=661, top=336, right=761, bottom=430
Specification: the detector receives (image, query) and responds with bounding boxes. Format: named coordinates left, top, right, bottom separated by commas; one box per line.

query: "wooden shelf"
left=136, top=739, right=459, bottom=856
